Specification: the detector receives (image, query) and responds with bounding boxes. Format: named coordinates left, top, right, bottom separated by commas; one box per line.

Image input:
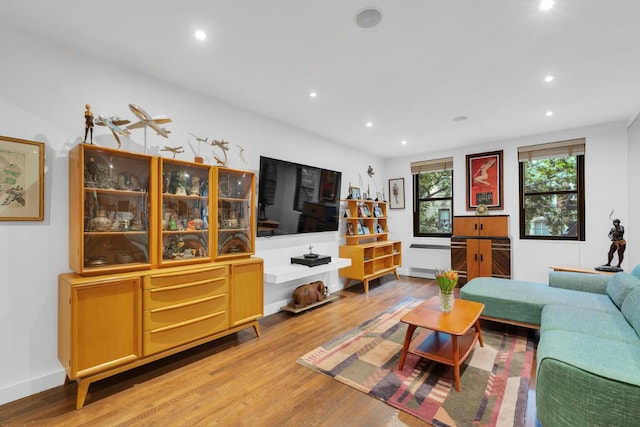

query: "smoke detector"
left=355, top=8, right=382, bottom=29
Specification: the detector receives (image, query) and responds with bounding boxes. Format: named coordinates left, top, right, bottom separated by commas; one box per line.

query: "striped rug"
left=297, top=297, right=534, bottom=427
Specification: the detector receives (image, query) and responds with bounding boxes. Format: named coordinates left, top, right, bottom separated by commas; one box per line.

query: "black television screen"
left=257, top=156, right=342, bottom=237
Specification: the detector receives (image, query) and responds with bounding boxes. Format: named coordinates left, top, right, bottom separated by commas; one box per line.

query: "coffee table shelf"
left=398, top=296, right=484, bottom=391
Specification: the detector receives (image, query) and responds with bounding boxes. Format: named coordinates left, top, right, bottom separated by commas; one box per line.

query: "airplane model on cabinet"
left=126, top=104, right=172, bottom=138
left=94, top=115, right=131, bottom=149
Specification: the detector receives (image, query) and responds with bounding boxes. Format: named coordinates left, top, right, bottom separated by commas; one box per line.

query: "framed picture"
left=357, top=222, right=364, bottom=235
left=466, top=150, right=503, bottom=210
left=0, top=136, right=45, bottom=221
left=373, top=206, right=383, bottom=218
left=344, top=208, right=352, bottom=218
left=389, top=178, right=405, bottom=209
left=349, top=186, right=361, bottom=200
left=346, top=222, right=355, bottom=236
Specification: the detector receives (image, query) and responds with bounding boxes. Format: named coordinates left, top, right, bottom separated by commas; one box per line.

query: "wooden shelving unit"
left=338, top=199, right=401, bottom=292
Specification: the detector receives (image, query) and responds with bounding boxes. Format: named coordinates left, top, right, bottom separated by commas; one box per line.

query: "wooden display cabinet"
left=451, top=215, right=511, bottom=285
left=68, top=144, right=157, bottom=275
left=213, top=167, right=256, bottom=260
left=159, top=158, right=212, bottom=266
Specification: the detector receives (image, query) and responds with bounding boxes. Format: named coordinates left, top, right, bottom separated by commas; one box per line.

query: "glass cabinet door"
left=214, top=167, right=255, bottom=259
left=159, top=159, right=211, bottom=265
left=70, top=144, right=156, bottom=274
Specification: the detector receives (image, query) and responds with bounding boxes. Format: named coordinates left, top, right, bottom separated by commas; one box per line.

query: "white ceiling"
left=3, top=0, right=640, bottom=158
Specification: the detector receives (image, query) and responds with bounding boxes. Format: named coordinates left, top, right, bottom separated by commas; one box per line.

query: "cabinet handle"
left=474, top=254, right=478, bottom=261
left=480, top=254, right=484, bottom=262
left=474, top=224, right=478, bottom=230
left=480, top=224, right=484, bottom=231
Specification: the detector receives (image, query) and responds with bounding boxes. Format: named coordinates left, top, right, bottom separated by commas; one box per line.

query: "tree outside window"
left=412, top=158, right=453, bottom=237
left=518, top=139, right=585, bottom=240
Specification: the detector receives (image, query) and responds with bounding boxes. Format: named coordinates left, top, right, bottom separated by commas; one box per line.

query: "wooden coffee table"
left=398, top=296, right=485, bottom=391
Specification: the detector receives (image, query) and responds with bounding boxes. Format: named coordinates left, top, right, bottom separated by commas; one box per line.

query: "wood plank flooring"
left=0, top=276, right=538, bottom=426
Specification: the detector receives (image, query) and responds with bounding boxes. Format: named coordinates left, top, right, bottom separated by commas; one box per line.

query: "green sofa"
left=461, top=267, right=640, bottom=427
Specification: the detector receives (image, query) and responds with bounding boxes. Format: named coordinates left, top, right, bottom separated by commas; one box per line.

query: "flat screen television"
left=257, top=156, right=342, bottom=237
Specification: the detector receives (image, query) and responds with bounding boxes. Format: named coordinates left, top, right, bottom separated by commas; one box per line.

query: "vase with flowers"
left=435, top=268, right=458, bottom=312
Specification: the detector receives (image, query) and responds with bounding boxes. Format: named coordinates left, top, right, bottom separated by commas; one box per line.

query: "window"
left=412, top=157, right=453, bottom=237
left=518, top=138, right=585, bottom=240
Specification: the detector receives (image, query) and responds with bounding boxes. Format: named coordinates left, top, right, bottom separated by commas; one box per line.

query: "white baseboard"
left=0, top=369, right=66, bottom=406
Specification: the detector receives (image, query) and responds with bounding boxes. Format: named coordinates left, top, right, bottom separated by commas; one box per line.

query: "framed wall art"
left=466, top=149, right=503, bottom=210
left=389, top=178, right=405, bottom=209
left=0, top=136, right=45, bottom=221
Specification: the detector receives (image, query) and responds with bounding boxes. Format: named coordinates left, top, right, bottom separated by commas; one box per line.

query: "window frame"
left=518, top=153, right=585, bottom=241
left=412, top=169, right=454, bottom=238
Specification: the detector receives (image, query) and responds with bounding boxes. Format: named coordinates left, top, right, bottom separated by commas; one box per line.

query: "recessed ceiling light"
left=539, top=0, right=554, bottom=11
left=546, top=110, right=554, bottom=117
left=453, top=116, right=468, bottom=122
left=195, top=30, right=207, bottom=41
left=401, top=140, right=407, bottom=145
left=366, top=122, right=373, bottom=128
left=544, top=75, right=555, bottom=83
left=309, top=92, right=317, bottom=98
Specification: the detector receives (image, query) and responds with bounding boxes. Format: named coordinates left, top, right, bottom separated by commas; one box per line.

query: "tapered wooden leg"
left=252, top=321, right=261, bottom=338
left=364, top=279, right=369, bottom=293
left=393, top=268, right=400, bottom=280
left=398, top=324, right=417, bottom=370
left=452, top=335, right=461, bottom=391
left=475, top=319, right=484, bottom=347
left=343, top=279, right=352, bottom=290
left=76, top=379, right=91, bottom=409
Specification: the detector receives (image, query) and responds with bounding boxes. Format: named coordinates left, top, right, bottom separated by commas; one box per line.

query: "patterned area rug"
left=297, top=297, right=534, bottom=427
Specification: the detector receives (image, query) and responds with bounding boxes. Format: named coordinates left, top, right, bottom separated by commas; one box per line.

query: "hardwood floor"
left=0, top=276, right=538, bottom=426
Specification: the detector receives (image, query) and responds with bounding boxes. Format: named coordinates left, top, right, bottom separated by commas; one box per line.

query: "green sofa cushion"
left=622, top=287, right=640, bottom=339
left=606, top=272, right=640, bottom=309
left=548, top=271, right=609, bottom=294
left=541, top=304, right=640, bottom=345
left=461, top=277, right=617, bottom=325
left=537, top=356, right=640, bottom=427
left=537, top=330, right=640, bottom=387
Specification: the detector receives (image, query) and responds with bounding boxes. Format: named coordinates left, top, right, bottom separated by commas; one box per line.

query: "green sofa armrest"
left=548, top=271, right=609, bottom=294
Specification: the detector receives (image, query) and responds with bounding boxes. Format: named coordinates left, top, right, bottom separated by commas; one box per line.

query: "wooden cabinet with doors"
left=62, top=144, right=264, bottom=409
left=451, top=215, right=511, bottom=285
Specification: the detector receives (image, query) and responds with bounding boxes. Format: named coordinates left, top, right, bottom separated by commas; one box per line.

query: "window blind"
left=410, top=157, right=453, bottom=174
left=518, top=138, right=585, bottom=162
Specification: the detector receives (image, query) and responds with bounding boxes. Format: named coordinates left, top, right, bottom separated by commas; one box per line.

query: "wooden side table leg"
left=398, top=324, right=417, bottom=370
left=475, top=319, right=484, bottom=347
left=452, top=335, right=461, bottom=391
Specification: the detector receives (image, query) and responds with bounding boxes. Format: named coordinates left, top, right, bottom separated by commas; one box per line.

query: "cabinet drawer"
left=144, top=276, right=228, bottom=310
left=143, top=310, right=229, bottom=356
left=144, top=265, right=227, bottom=289
left=144, top=294, right=227, bottom=331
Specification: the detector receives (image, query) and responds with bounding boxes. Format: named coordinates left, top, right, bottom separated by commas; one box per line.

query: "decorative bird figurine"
left=367, top=165, right=375, bottom=177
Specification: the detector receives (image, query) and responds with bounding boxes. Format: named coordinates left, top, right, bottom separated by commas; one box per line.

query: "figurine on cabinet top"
left=83, top=104, right=94, bottom=144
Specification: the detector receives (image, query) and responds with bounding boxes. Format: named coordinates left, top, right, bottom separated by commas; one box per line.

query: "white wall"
left=385, top=121, right=634, bottom=283
left=1, top=25, right=638, bottom=406
left=627, top=113, right=640, bottom=264
left=0, top=28, right=383, bottom=405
